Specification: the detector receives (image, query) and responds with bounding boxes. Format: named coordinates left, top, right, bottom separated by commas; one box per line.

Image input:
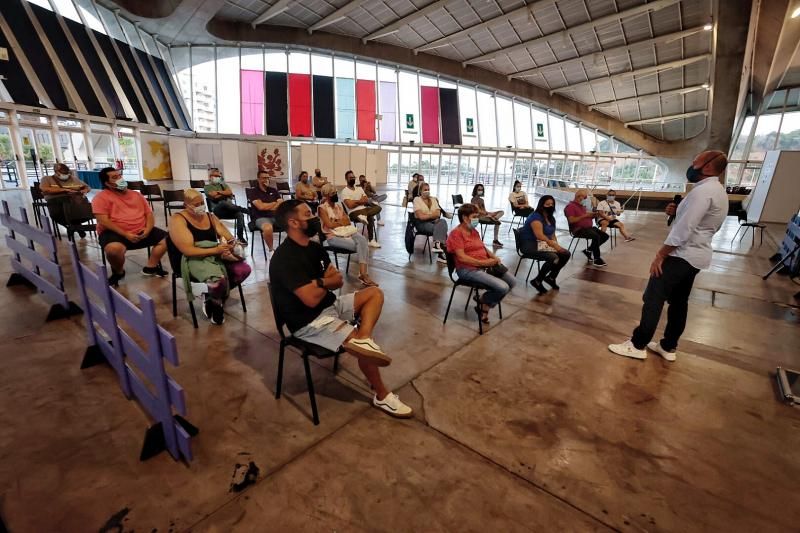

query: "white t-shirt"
left=508, top=190, right=528, bottom=207
left=340, top=186, right=368, bottom=213
left=596, top=199, right=622, bottom=218
left=413, top=196, right=441, bottom=217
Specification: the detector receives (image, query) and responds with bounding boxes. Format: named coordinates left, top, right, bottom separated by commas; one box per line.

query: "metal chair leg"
left=238, top=283, right=247, bottom=313
left=333, top=353, right=340, bottom=374
left=346, top=253, right=351, bottom=273
left=188, top=300, right=198, bottom=329
left=275, top=343, right=285, bottom=398
left=464, top=287, right=473, bottom=311
left=514, top=257, right=523, bottom=275
left=443, top=286, right=456, bottom=324
left=526, top=260, right=536, bottom=280
left=171, top=274, right=178, bottom=317
left=333, top=252, right=340, bottom=270
left=303, top=355, right=320, bottom=426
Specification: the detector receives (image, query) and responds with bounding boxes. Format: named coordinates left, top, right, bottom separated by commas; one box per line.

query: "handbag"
left=486, top=263, right=509, bottom=278
left=332, top=225, right=357, bottom=238
left=537, top=241, right=557, bottom=252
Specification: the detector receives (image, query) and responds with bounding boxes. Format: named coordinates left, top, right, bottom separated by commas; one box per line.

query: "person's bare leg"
left=357, top=359, right=389, bottom=399
left=104, top=242, right=126, bottom=274
left=146, top=239, right=167, bottom=268
left=351, top=286, right=383, bottom=339
left=617, top=222, right=630, bottom=239
left=599, top=220, right=609, bottom=233
left=261, top=223, right=274, bottom=251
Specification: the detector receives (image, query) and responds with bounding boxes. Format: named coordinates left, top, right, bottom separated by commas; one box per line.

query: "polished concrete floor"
left=0, top=184, right=799, bottom=532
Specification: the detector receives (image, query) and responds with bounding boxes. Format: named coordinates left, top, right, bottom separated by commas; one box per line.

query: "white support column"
left=83, top=121, right=95, bottom=169
left=52, top=120, right=64, bottom=164
left=9, top=112, right=29, bottom=188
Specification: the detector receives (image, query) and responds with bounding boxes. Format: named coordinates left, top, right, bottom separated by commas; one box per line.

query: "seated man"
left=40, top=163, right=92, bottom=239
left=312, top=168, right=329, bottom=197
left=270, top=199, right=412, bottom=418
left=249, top=169, right=284, bottom=258
left=413, top=182, right=449, bottom=264
left=564, top=188, right=608, bottom=267
left=358, top=174, right=386, bottom=226
left=92, top=167, right=168, bottom=285
left=340, top=170, right=381, bottom=248
left=294, top=170, right=319, bottom=212
left=406, top=173, right=419, bottom=201
left=596, top=189, right=634, bottom=242
left=204, top=168, right=248, bottom=245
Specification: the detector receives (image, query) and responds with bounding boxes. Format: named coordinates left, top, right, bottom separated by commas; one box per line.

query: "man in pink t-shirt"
left=92, top=167, right=168, bottom=285
left=564, top=189, right=608, bottom=267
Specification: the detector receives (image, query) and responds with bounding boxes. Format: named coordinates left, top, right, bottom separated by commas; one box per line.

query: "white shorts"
left=292, top=293, right=356, bottom=352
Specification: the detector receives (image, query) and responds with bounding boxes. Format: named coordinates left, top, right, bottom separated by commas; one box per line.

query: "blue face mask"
left=469, top=218, right=480, bottom=228
left=115, top=178, right=128, bottom=191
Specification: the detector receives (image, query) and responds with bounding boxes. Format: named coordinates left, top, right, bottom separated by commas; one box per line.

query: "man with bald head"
left=609, top=150, right=729, bottom=362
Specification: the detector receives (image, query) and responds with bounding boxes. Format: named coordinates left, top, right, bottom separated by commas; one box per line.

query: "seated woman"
left=519, top=195, right=571, bottom=294
left=508, top=180, right=534, bottom=218
left=318, top=183, right=378, bottom=287
left=471, top=183, right=505, bottom=247
left=413, top=182, right=449, bottom=264
left=169, top=189, right=252, bottom=325
left=446, top=203, right=515, bottom=324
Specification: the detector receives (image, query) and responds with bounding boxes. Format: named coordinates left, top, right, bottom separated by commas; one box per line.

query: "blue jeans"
left=456, top=268, right=516, bottom=307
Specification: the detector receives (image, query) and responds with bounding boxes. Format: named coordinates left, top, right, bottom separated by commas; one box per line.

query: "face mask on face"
left=421, top=190, right=430, bottom=198
left=301, top=216, right=321, bottom=238
left=57, top=172, right=71, bottom=181
left=347, top=178, right=356, bottom=187
left=545, top=205, right=555, bottom=216
left=686, top=165, right=703, bottom=183
left=330, top=193, right=339, bottom=204
left=114, top=178, right=128, bottom=191
left=189, top=204, right=206, bottom=216
left=211, top=176, right=223, bottom=184
left=315, top=171, right=321, bottom=178
left=607, top=195, right=615, bottom=202
left=477, top=190, right=484, bottom=197
left=469, top=218, right=480, bottom=228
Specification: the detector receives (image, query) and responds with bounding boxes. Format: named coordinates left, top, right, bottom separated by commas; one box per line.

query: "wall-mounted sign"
left=536, top=123, right=545, bottom=139
left=405, top=113, right=414, bottom=130
left=466, top=118, right=474, bottom=133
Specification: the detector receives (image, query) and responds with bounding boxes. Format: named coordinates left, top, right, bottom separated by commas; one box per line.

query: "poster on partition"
left=256, top=142, right=287, bottom=181
left=141, top=133, right=172, bottom=180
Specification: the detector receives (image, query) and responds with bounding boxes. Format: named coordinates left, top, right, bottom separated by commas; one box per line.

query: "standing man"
left=608, top=150, right=729, bottom=361
left=40, top=163, right=92, bottom=239
left=270, top=200, right=412, bottom=418
left=92, top=167, right=168, bottom=285
left=249, top=169, right=284, bottom=260
left=204, top=168, right=248, bottom=245
left=340, top=170, right=381, bottom=248
left=565, top=189, right=608, bottom=267
left=596, top=189, right=635, bottom=242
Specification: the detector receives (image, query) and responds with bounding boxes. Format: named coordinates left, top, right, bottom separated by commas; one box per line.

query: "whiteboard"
left=747, top=150, right=800, bottom=223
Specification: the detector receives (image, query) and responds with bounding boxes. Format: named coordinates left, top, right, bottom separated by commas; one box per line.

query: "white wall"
left=168, top=137, right=189, bottom=180
left=220, top=140, right=241, bottom=183
left=238, top=142, right=257, bottom=183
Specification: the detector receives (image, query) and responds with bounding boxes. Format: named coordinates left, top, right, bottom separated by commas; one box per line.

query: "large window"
left=216, top=47, right=240, bottom=134
left=514, top=102, right=532, bottom=150
left=476, top=91, right=496, bottom=148
left=191, top=47, right=216, bottom=133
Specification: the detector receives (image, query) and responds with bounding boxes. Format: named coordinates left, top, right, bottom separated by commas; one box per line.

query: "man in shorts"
left=92, top=167, right=168, bottom=285
left=269, top=199, right=412, bottom=418
left=249, top=169, right=283, bottom=259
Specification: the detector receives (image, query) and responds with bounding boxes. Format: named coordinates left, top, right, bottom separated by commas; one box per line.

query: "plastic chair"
left=731, top=210, right=765, bottom=246
left=162, top=189, right=185, bottom=225
left=512, top=228, right=542, bottom=279
left=407, top=212, right=433, bottom=263
left=268, top=283, right=341, bottom=425
left=142, top=184, right=165, bottom=211
left=442, top=250, right=502, bottom=335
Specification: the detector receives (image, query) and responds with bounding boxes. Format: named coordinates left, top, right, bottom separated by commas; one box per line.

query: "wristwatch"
left=315, top=278, right=324, bottom=288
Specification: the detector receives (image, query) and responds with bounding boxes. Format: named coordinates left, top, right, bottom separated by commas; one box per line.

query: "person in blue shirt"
left=519, top=195, right=571, bottom=294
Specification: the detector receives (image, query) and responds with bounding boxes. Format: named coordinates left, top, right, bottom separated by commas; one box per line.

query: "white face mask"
left=211, top=176, right=223, bottom=184
left=607, top=195, right=615, bottom=202
left=422, top=190, right=430, bottom=198
left=477, top=190, right=484, bottom=197
left=189, top=204, right=206, bottom=216
left=57, top=172, right=71, bottom=181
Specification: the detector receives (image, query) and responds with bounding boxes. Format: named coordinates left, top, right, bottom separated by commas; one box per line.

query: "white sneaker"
left=608, top=339, right=647, bottom=360
left=647, top=342, right=677, bottom=362
left=357, top=214, right=368, bottom=224
left=432, top=241, right=444, bottom=253
left=625, top=236, right=636, bottom=242
left=377, top=220, right=385, bottom=226
left=373, top=392, right=413, bottom=419
left=343, top=337, right=392, bottom=366
left=368, top=239, right=381, bottom=248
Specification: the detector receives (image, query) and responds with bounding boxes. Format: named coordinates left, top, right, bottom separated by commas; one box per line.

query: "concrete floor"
left=0, top=183, right=799, bottom=532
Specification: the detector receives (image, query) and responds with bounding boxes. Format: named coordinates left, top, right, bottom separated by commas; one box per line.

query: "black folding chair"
left=276, top=181, right=294, bottom=200
left=248, top=179, right=259, bottom=189
left=442, top=250, right=502, bottom=335
left=142, top=184, right=165, bottom=211
left=319, top=230, right=355, bottom=274
left=268, top=283, right=341, bottom=425
left=512, top=228, right=542, bottom=279
left=126, top=180, right=144, bottom=192
left=30, top=184, right=48, bottom=229
left=166, top=236, right=247, bottom=328
left=189, top=179, right=206, bottom=191
left=407, top=212, right=433, bottom=263
left=162, top=189, right=185, bottom=225
left=450, top=194, right=464, bottom=226
left=731, top=210, right=765, bottom=247
left=508, top=203, right=527, bottom=234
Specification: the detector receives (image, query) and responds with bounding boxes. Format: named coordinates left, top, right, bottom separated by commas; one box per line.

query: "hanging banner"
left=141, top=133, right=172, bottom=181
left=256, top=143, right=287, bottom=181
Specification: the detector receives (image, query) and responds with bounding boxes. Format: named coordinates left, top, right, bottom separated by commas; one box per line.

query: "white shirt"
left=596, top=199, right=622, bottom=219
left=340, top=186, right=368, bottom=213
left=665, top=176, right=728, bottom=270
left=508, top=190, right=528, bottom=207
left=413, top=195, right=441, bottom=217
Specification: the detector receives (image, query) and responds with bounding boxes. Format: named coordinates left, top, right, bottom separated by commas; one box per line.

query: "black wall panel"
left=312, top=75, right=335, bottom=139
left=152, top=57, right=190, bottom=130
left=0, top=22, right=39, bottom=106
left=33, top=6, right=104, bottom=117
left=0, top=0, right=71, bottom=111
left=64, top=18, right=127, bottom=119
left=116, top=43, right=164, bottom=126
left=93, top=33, right=144, bottom=122
left=439, top=88, right=461, bottom=145
left=134, top=49, right=176, bottom=128
left=265, top=72, right=288, bottom=136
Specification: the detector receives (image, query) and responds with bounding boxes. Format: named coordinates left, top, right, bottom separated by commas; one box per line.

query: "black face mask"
left=315, top=172, right=321, bottom=177
left=545, top=206, right=555, bottom=216
left=347, top=178, right=356, bottom=187
left=686, top=165, right=704, bottom=183
left=330, top=194, right=339, bottom=204
left=301, top=217, right=321, bottom=237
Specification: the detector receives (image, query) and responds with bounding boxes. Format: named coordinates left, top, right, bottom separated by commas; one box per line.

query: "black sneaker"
left=201, top=297, right=211, bottom=320
left=238, top=238, right=248, bottom=246
left=543, top=277, right=560, bottom=290
left=142, top=264, right=168, bottom=277
left=582, top=249, right=593, bottom=262
left=108, top=270, right=126, bottom=286
left=78, top=230, right=87, bottom=239
left=529, top=278, right=548, bottom=294
left=492, top=240, right=504, bottom=248
left=210, top=302, right=225, bottom=325
left=593, top=258, right=607, bottom=268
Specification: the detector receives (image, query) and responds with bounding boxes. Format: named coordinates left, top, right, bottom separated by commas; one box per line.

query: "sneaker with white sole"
left=373, top=392, right=413, bottom=418
left=608, top=339, right=647, bottom=360
left=343, top=337, right=392, bottom=366
left=368, top=239, right=381, bottom=248
left=432, top=241, right=444, bottom=253
left=357, top=214, right=369, bottom=224
left=647, top=341, right=677, bottom=362
left=625, top=236, right=636, bottom=242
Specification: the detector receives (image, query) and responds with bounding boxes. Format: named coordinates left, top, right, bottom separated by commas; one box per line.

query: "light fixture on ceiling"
left=703, top=22, right=713, bottom=30
left=792, top=6, right=800, bottom=18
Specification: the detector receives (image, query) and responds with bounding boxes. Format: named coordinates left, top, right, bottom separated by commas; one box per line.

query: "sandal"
left=358, top=275, right=379, bottom=287
left=473, top=304, right=490, bottom=324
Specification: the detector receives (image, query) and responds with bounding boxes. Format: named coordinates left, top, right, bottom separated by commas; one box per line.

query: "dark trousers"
left=574, top=227, right=609, bottom=259
left=212, top=200, right=246, bottom=240
left=348, top=205, right=381, bottom=241
left=631, top=256, right=699, bottom=351
left=520, top=242, right=571, bottom=281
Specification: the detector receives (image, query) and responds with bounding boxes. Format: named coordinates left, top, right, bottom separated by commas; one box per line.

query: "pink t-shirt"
left=446, top=227, right=489, bottom=270
left=564, top=200, right=592, bottom=231
left=92, top=189, right=152, bottom=234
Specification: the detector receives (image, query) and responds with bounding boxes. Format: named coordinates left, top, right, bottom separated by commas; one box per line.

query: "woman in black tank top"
left=178, top=212, right=218, bottom=242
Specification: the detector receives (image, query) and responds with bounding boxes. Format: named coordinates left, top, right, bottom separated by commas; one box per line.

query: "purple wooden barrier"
left=1, top=200, right=81, bottom=321
left=69, top=243, right=197, bottom=463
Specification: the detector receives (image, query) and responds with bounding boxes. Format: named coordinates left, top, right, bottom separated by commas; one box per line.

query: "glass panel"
left=398, top=71, right=419, bottom=143
left=95, top=4, right=125, bottom=41
left=612, top=158, right=639, bottom=187
left=614, top=140, right=638, bottom=153
left=419, top=151, right=440, bottom=184
left=577, top=158, right=595, bottom=184
left=288, top=52, right=310, bottom=74
left=724, top=162, right=743, bottom=185
left=265, top=50, right=286, bottom=72
left=70, top=132, right=88, bottom=167
left=398, top=149, right=420, bottom=182
left=91, top=133, right=114, bottom=166
left=776, top=111, right=800, bottom=150
left=139, top=32, right=160, bottom=57
left=118, top=136, right=139, bottom=179
left=216, top=47, right=240, bottom=134
left=513, top=156, right=532, bottom=187
left=0, top=125, right=17, bottom=163
left=748, top=113, right=781, bottom=160
left=496, top=156, right=514, bottom=186
left=597, top=132, right=612, bottom=152
left=532, top=157, right=548, bottom=185
left=458, top=85, right=478, bottom=146
left=581, top=126, right=597, bottom=152
left=57, top=131, right=73, bottom=162
left=547, top=157, right=565, bottom=185
left=459, top=154, right=477, bottom=185
left=378, top=66, right=397, bottom=142
left=739, top=164, right=761, bottom=187
left=241, top=48, right=264, bottom=71
left=118, top=17, right=144, bottom=51
left=356, top=61, right=376, bottom=80
left=476, top=91, right=496, bottom=147
left=171, top=47, right=192, bottom=120
left=387, top=151, right=399, bottom=183
left=477, top=153, right=495, bottom=185
left=514, top=102, right=532, bottom=149
left=531, top=108, right=548, bottom=151
left=311, top=54, right=332, bottom=76
left=333, top=57, right=354, bottom=78
left=565, top=121, right=582, bottom=151
left=52, top=0, right=81, bottom=22
left=191, top=47, right=216, bottom=133
left=730, top=116, right=754, bottom=160
left=548, top=114, right=566, bottom=151
left=637, top=160, right=656, bottom=182
left=595, top=157, right=612, bottom=186
left=496, top=97, right=514, bottom=147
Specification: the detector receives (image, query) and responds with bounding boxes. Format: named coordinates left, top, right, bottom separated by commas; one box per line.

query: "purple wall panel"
left=379, top=81, right=397, bottom=143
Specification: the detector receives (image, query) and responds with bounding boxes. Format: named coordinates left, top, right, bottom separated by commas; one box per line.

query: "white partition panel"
left=333, top=145, right=350, bottom=186
left=238, top=142, right=257, bottom=183
left=365, top=149, right=377, bottom=180
left=350, top=146, right=367, bottom=178
left=221, top=140, right=242, bottom=182
left=374, top=149, right=388, bottom=184
left=317, top=144, right=334, bottom=180
left=301, top=144, right=317, bottom=175
left=168, top=137, right=189, bottom=181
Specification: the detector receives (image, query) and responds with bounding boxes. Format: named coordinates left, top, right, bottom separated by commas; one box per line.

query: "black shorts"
left=99, top=227, right=167, bottom=250
left=606, top=219, right=620, bottom=227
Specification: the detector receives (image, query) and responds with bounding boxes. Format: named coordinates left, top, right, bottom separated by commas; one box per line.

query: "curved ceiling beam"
left=206, top=17, right=702, bottom=157
left=110, top=0, right=182, bottom=19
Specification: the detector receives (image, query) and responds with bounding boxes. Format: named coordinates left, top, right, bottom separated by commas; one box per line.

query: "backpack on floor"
left=404, top=218, right=416, bottom=255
